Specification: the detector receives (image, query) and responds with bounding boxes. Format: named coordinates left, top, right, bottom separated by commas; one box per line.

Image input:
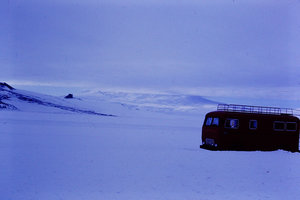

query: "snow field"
left=1, top=108, right=300, bottom=200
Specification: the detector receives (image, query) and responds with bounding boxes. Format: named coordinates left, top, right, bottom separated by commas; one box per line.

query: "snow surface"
left=1, top=87, right=300, bottom=200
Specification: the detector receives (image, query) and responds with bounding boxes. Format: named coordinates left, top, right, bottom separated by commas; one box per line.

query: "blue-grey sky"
left=1, top=0, right=300, bottom=97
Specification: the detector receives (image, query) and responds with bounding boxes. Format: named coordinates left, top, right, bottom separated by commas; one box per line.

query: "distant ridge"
left=84, top=90, right=220, bottom=113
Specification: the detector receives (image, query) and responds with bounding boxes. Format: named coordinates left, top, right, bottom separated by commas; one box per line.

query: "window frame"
left=224, top=118, right=239, bottom=129
left=286, top=122, right=297, bottom=131
left=205, top=117, right=213, bottom=126
left=211, top=117, right=219, bottom=126
left=249, top=120, right=258, bottom=130
left=273, top=121, right=285, bottom=131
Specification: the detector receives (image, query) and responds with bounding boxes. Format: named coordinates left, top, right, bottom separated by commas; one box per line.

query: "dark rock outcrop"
left=65, top=94, right=74, bottom=99
left=0, top=82, right=15, bottom=90
left=0, top=102, right=18, bottom=110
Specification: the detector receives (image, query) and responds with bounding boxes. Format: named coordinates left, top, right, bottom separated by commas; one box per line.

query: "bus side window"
left=249, top=120, right=257, bottom=130
left=205, top=117, right=213, bottom=126
left=274, top=121, right=285, bottom=131
left=286, top=122, right=297, bottom=131
left=225, top=119, right=239, bottom=129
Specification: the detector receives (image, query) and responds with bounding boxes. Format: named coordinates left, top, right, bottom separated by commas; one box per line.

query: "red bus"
left=201, top=104, right=300, bottom=152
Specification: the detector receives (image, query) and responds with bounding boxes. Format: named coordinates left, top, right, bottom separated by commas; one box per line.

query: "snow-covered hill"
left=1, top=82, right=220, bottom=115
left=1, top=83, right=300, bottom=200
left=0, top=82, right=114, bottom=116
left=79, top=90, right=220, bottom=113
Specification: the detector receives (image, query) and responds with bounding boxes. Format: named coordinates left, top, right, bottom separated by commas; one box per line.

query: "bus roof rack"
left=217, top=104, right=294, bottom=115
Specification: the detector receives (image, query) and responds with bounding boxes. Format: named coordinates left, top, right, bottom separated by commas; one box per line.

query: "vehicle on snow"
left=201, top=104, right=300, bottom=152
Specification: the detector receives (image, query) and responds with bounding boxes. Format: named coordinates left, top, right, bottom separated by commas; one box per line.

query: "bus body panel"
left=202, top=111, right=300, bottom=152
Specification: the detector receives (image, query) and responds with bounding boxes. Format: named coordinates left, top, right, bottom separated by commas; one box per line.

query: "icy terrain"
left=1, top=84, right=300, bottom=200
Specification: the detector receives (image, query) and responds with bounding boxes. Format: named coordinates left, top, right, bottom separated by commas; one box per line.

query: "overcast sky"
left=1, top=0, right=300, bottom=98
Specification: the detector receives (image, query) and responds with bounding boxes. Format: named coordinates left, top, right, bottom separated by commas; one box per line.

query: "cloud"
left=2, top=0, right=300, bottom=96
left=16, top=0, right=297, bottom=6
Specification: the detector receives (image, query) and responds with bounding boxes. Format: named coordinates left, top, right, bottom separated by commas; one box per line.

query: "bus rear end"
left=201, top=112, right=223, bottom=149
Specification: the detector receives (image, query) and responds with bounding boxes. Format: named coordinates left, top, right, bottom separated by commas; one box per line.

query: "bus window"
left=225, top=119, right=239, bottom=129
left=286, top=122, right=297, bottom=131
left=205, top=117, right=213, bottom=126
left=249, top=120, right=257, bottom=130
left=274, top=122, right=285, bottom=131
left=212, top=118, right=219, bottom=126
